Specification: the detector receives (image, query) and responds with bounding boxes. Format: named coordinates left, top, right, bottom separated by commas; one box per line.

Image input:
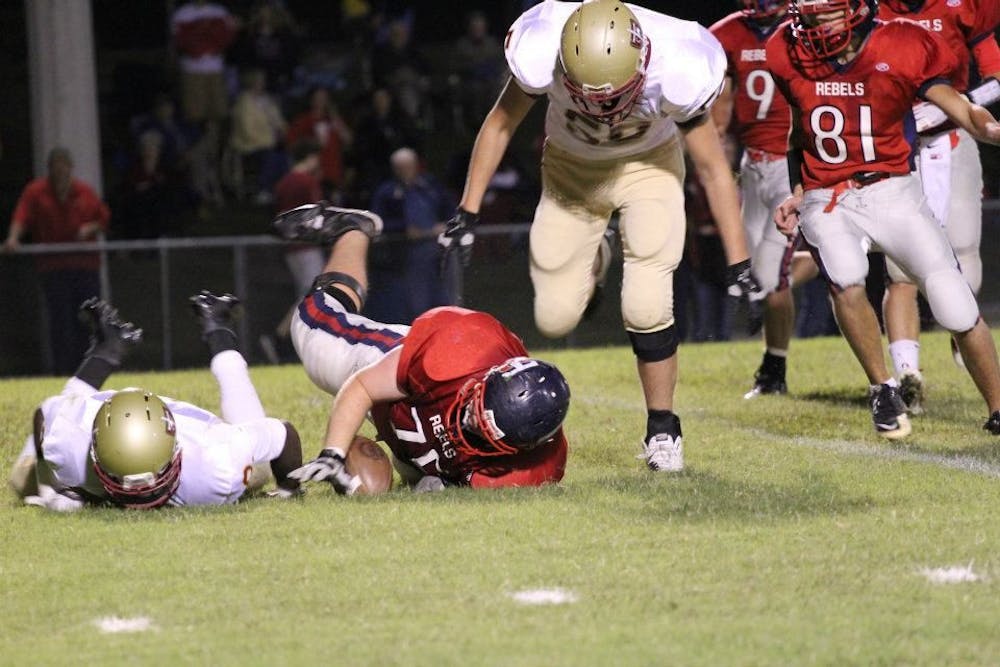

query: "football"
left=345, top=435, right=393, bottom=495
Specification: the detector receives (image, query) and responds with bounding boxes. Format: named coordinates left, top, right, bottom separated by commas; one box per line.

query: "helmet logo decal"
left=494, top=356, right=540, bottom=379
left=162, top=407, right=176, bottom=436
left=481, top=409, right=506, bottom=440
left=628, top=19, right=643, bottom=48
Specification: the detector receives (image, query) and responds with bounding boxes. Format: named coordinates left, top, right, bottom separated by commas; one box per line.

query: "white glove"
left=414, top=475, right=445, bottom=493
left=24, top=484, right=84, bottom=512
left=288, top=449, right=361, bottom=495
left=912, top=100, right=949, bottom=134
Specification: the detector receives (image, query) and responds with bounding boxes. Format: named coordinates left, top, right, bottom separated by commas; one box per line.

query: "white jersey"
left=505, top=1, right=727, bottom=160
left=34, top=386, right=285, bottom=507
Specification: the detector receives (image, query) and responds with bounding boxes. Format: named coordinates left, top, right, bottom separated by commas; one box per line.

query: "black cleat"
left=869, top=383, right=911, bottom=439
left=189, top=290, right=241, bottom=340
left=984, top=411, right=1000, bottom=435
left=78, top=297, right=143, bottom=367
left=898, top=371, right=925, bottom=415
left=271, top=202, right=383, bottom=244
left=744, top=368, right=787, bottom=399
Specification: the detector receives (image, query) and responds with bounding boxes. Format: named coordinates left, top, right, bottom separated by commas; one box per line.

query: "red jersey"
left=12, top=178, right=110, bottom=272
left=710, top=12, right=791, bottom=154
left=766, top=19, right=959, bottom=189
left=880, top=0, right=999, bottom=92
left=371, top=307, right=567, bottom=488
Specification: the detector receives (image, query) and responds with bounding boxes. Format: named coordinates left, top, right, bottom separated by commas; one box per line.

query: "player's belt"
left=745, top=147, right=784, bottom=163
left=822, top=171, right=894, bottom=213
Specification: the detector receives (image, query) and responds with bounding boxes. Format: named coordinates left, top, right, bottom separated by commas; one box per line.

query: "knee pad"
left=955, top=247, right=983, bottom=294
left=311, top=272, right=365, bottom=313
left=534, top=297, right=584, bottom=339
left=923, top=268, right=979, bottom=333
left=628, top=325, right=679, bottom=362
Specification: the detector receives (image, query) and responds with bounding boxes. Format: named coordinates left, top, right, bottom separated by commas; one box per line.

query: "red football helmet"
left=739, top=0, right=790, bottom=21
left=445, top=357, right=570, bottom=458
left=791, top=0, right=877, bottom=60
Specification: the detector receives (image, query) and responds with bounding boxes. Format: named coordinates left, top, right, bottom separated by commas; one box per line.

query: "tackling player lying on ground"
left=270, top=203, right=570, bottom=494
left=7, top=295, right=303, bottom=511
left=769, top=0, right=1000, bottom=439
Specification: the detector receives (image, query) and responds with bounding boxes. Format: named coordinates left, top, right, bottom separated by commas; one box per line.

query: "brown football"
left=345, top=435, right=393, bottom=495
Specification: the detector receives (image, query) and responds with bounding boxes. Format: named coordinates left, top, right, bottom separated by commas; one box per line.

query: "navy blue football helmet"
left=448, top=357, right=571, bottom=457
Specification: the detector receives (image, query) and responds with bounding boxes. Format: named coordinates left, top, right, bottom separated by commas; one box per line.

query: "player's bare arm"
left=458, top=77, right=538, bottom=214
left=923, top=83, right=1000, bottom=144
left=322, top=347, right=407, bottom=457
left=681, top=116, right=749, bottom=264
left=710, top=77, right=736, bottom=135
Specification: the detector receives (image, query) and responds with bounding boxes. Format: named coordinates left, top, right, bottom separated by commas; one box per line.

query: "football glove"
left=24, top=484, right=85, bottom=512
left=414, top=475, right=446, bottom=493
left=726, top=259, right=762, bottom=300
left=437, top=207, right=478, bottom=267
left=287, top=449, right=361, bottom=496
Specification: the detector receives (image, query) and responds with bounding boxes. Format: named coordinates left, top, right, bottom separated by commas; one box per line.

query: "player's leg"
left=882, top=268, right=923, bottom=412
left=614, top=142, right=686, bottom=470
left=799, top=186, right=909, bottom=438
left=529, top=144, right=614, bottom=337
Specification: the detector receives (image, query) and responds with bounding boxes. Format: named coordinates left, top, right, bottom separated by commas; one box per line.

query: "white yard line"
left=919, top=563, right=986, bottom=584
left=93, top=616, right=155, bottom=634
left=508, top=588, right=578, bottom=605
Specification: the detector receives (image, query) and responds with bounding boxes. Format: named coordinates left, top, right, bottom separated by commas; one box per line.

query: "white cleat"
left=642, top=433, right=684, bottom=472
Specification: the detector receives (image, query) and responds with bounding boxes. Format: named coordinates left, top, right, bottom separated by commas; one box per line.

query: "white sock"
left=211, top=350, right=266, bottom=423
left=871, top=377, right=900, bottom=392
left=888, top=340, right=920, bottom=376
left=766, top=347, right=788, bottom=358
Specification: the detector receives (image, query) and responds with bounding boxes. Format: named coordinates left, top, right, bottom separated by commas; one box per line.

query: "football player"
left=439, top=0, right=759, bottom=473
left=711, top=0, right=821, bottom=399
left=769, top=0, right=1000, bottom=438
left=877, top=0, right=1000, bottom=413
left=7, top=295, right=303, bottom=511
left=270, top=204, right=569, bottom=493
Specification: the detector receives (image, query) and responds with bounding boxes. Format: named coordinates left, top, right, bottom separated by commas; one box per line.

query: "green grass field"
left=3, top=331, right=1000, bottom=666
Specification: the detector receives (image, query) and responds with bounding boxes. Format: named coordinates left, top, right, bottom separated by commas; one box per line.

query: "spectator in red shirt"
left=286, top=87, right=353, bottom=199
left=262, top=138, right=327, bottom=362
left=3, top=148, right=111, bottom=374
left=171, top=0, right=238, bottom=124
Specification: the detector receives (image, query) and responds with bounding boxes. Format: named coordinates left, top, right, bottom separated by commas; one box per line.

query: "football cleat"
left=189, top=290, right=241, bottom=340
left=984, top=411, right=1000, bottom=435
left=642, top=433, right=683, bottom=472
left=583, top=227, right=616, bottom=320
left=78, top=297, right=143, bottom=367
left=271, top=203, right=383, bottom=244
left=898, top=370, right=925, bottom=415
left=950, top=336, right=966, bottom=370
left=869, top=383, right=911, bottom=439
left=744, top=368, right=787, bottom=399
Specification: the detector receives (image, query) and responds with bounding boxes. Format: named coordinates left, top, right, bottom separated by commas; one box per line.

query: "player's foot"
left=582, top=227, right=616, bottom=320
left=869, top=383, right=911, bottom=439
left=641, top=411, right=683, bottom=472
left=271, top=203, right=383, bottom=244
left=950, top=336, right=966, bottom=369
left=642, top=433, right=683, bottom=472
left=984, top=411, right=1000, bottom=435
left=898, top=370, right=925, bottom=415
left=189, top=290, right=241, bottom=340
left=744, top=367, right=788, bottom=399
left=78, top=297, right=143, bottom=367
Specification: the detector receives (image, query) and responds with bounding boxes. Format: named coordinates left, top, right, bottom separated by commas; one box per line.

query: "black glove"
left=287, top=449, right=360, bottom=495
left=437, top=207, right=478, bottom=267
left=726, top=259, right=765, bottom=336
left=726, top=259, right=762, bottom=300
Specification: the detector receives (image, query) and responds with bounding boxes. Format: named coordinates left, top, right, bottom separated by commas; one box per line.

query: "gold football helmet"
left=559, top=0, right=650, bottom=125
left=91, top=390, right=181, bottom=509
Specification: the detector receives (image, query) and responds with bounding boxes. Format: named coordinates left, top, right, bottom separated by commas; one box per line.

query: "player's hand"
left=437, top=207, right=478, bottom=267
left=265, top=484, right=304, bottom=500
left=726, top=259, right=762, bottom=300
left=287, top=449, right=361, bottom=496
left=774, top=195, right=802, bottom=237
left=414, top=475, right=445, bottom=493
left=24, top=484, right=84, bottom=512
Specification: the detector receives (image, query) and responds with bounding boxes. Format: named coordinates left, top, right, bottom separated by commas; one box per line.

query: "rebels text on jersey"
left=371, top=307, right=567, bottom=488
left=504, top=1, right=726, bottom=160
left=766, top=19, right=959, bottom=189
left=881, top=0, right=1000, bottom=93
left=710, top=12, right=791, bottom=154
